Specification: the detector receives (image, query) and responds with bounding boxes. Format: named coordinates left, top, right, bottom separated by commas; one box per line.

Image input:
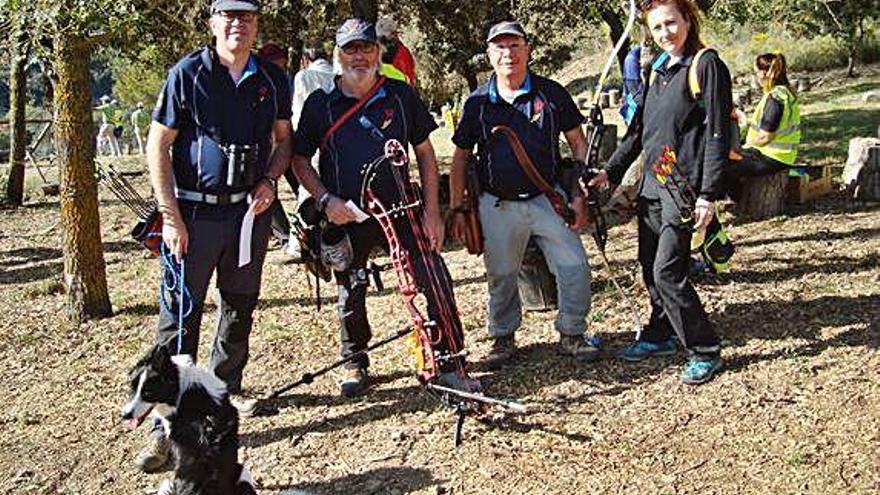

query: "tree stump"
left=844, top=138, right=880, bottom=201
left=608, top=89, right=620, bottom=107
left=738, top=171, right=787, bottom=219
left=519, top=238, right=557, bottom=312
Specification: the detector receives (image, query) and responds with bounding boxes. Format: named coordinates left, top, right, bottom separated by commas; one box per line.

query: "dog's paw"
left=238, top=466, right=259, bottom=494
left=157, top=479, right=174, bottom=495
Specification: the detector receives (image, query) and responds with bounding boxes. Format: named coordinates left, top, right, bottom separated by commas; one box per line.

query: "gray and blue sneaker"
left=681, top=357, right=723, bottom=385
left=619, top=339, right=677, bottom=362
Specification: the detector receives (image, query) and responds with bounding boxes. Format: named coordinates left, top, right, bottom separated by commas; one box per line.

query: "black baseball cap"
left=336, top=18, right=377, bottom=47
left=211, top=0, right=260, bottom=13
left=486, top=21, right=526, bottom=43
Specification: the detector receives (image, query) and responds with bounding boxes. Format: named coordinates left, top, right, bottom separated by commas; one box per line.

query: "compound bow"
left=361, top=139, right=526, bottom=445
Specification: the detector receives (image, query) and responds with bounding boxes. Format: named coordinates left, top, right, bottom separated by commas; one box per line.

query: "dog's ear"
left=150, top=344, right=174, bottom=373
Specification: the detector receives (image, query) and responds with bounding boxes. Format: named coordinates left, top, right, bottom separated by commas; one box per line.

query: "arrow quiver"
left=445, top=154, right=484, bottom=256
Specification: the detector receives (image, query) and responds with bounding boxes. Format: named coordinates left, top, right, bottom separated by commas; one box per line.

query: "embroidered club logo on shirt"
left=258, top=86, right=269, bottom=102
left=381, top=107, right=394, bottom=130
left=531, top=98, right=545, bottom=124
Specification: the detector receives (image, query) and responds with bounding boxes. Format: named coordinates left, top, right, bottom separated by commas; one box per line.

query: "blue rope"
left=152, top=234, right=193, bottom=355
left=177, top=258, right=186, bottom=355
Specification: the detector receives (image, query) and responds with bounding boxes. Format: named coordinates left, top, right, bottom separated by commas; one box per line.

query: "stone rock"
left=843, top=138, right=880, bottom=201
left=862, top=91, right=880, bottom=103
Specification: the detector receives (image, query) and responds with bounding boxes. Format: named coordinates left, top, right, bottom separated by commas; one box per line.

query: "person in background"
left=620, top=43, right=643, bottom=125
left=286, top=42, right=336, bottom=260
left=728, top=52, right=802, bottom=197
left=596, top=0, right=730, bottom=385
left=292, top=43, right=335, bottom=133
left=258, top=41, right=302, bottom=256
left=376, top=14, right=416, bottom=85
left=95, top=95, right=115, bottom=156
left=110, top=99, right=125, bottom=156
left=130, top=102, right=150, bottom=155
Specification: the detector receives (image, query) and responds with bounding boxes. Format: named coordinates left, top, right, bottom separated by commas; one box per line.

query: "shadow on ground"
left=263, top=466, right=440, bottom=495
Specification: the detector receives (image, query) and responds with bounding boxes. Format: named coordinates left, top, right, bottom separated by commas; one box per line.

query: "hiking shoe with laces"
left=230, top=393, right=261, bottom=418
left=134, top=434, right=172, bottom=473
left=482, top=336, right=516, bottom=371
left=437, top=371, right=482, bottom=393
left=558, top=334, right=601, bottom=362
left=340, top=367, right=369, bottom=398
left=620, top=338, right=677, bottom=362
left=682, top=357, right=723, bottom=385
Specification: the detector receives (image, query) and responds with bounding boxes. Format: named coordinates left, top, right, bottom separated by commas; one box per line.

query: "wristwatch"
left=317, top=191, right=333, bottom=212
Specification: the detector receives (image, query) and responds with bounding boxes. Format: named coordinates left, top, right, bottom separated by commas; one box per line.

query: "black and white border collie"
left=121, top=345, right=257, bottom=495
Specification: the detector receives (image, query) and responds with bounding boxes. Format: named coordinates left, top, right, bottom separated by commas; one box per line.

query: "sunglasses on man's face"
left=342, top=42, right=378, bottom=55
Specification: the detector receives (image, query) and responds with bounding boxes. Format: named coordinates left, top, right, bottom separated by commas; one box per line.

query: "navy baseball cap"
left=487, top=21, right=527, bottom=43
left=336, top=18, right=377, bottom=47
left=211, top=0, right=259, bottom=13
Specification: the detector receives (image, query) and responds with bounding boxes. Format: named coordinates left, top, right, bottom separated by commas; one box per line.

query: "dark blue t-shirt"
left=153, top=47, right=292, bottom=194
left=294, top=78, right=437, bottom=206
left=452, top=72, right=584, bottom=199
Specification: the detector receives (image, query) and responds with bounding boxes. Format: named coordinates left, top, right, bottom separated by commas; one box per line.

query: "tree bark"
left=4, top=20, right=29, bottom=206
left=460, top=66, right=479, bottom=92
left=739, top=171, right=787, bottom=219
left=53, top=32, right=112, bottom=322
left=599, top=8, right=630, bottom=76
left=350, top=0, right=378, bottom=22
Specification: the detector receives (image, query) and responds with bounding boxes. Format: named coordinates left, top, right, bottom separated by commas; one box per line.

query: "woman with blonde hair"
left=729, top=52, right=802, bottom=188
left=590, top=0, right=731, bottom=384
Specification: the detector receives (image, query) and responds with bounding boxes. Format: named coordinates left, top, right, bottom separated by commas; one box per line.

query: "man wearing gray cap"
left=292, top=18, right=477, bottom=398
left=135, top=0, right=292, bottom=472
left=449, top=20, right=598, bottom=369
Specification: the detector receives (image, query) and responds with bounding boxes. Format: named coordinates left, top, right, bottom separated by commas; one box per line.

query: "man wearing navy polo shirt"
left=136, top=0, right=292, bottom=472
left=449, top=21, right=598, bottom=369
left=292, top=18, right=476, bottom=398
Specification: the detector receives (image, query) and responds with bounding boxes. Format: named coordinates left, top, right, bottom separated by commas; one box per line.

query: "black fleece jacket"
left=606, top=48, right=733, bottom=202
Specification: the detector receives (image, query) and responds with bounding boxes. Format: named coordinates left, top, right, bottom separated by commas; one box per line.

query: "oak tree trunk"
left=599, top=8, right=630, bottom=74
left=4, top=21, right=28, bottom=206
left=350, top=0, right=378, bottom=22
left=53, top=32, right=112, bottom=322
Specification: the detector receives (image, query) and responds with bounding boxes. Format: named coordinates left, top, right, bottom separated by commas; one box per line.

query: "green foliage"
left=704, top=20, right=880, bottom=76
left=709, top=0, right=880, bottom=73
left=108, top=46, right=167, bottom=109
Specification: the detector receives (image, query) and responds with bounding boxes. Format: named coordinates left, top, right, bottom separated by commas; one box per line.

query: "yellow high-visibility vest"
left=380, top=63, right=411, bottom=85
left=745, top=85, right=801, bottom=165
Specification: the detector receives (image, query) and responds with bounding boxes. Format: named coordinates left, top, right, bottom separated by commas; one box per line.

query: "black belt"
left=175, top=188, right=248, bottom=205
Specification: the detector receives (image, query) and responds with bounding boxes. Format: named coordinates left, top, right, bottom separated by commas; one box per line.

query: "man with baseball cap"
left=449, top=20, right=598, bottom=369
left=292, top=18, right=477, bottom=398
left=134, top=0, right=292, bottom=472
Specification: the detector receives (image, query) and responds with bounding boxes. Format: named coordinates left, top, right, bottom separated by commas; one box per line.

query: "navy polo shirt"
left=452, top=72, right=584, bottom=199
left=294, top=78, right=437, bottom=205
left=153, top=47, right=292, bottom=194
